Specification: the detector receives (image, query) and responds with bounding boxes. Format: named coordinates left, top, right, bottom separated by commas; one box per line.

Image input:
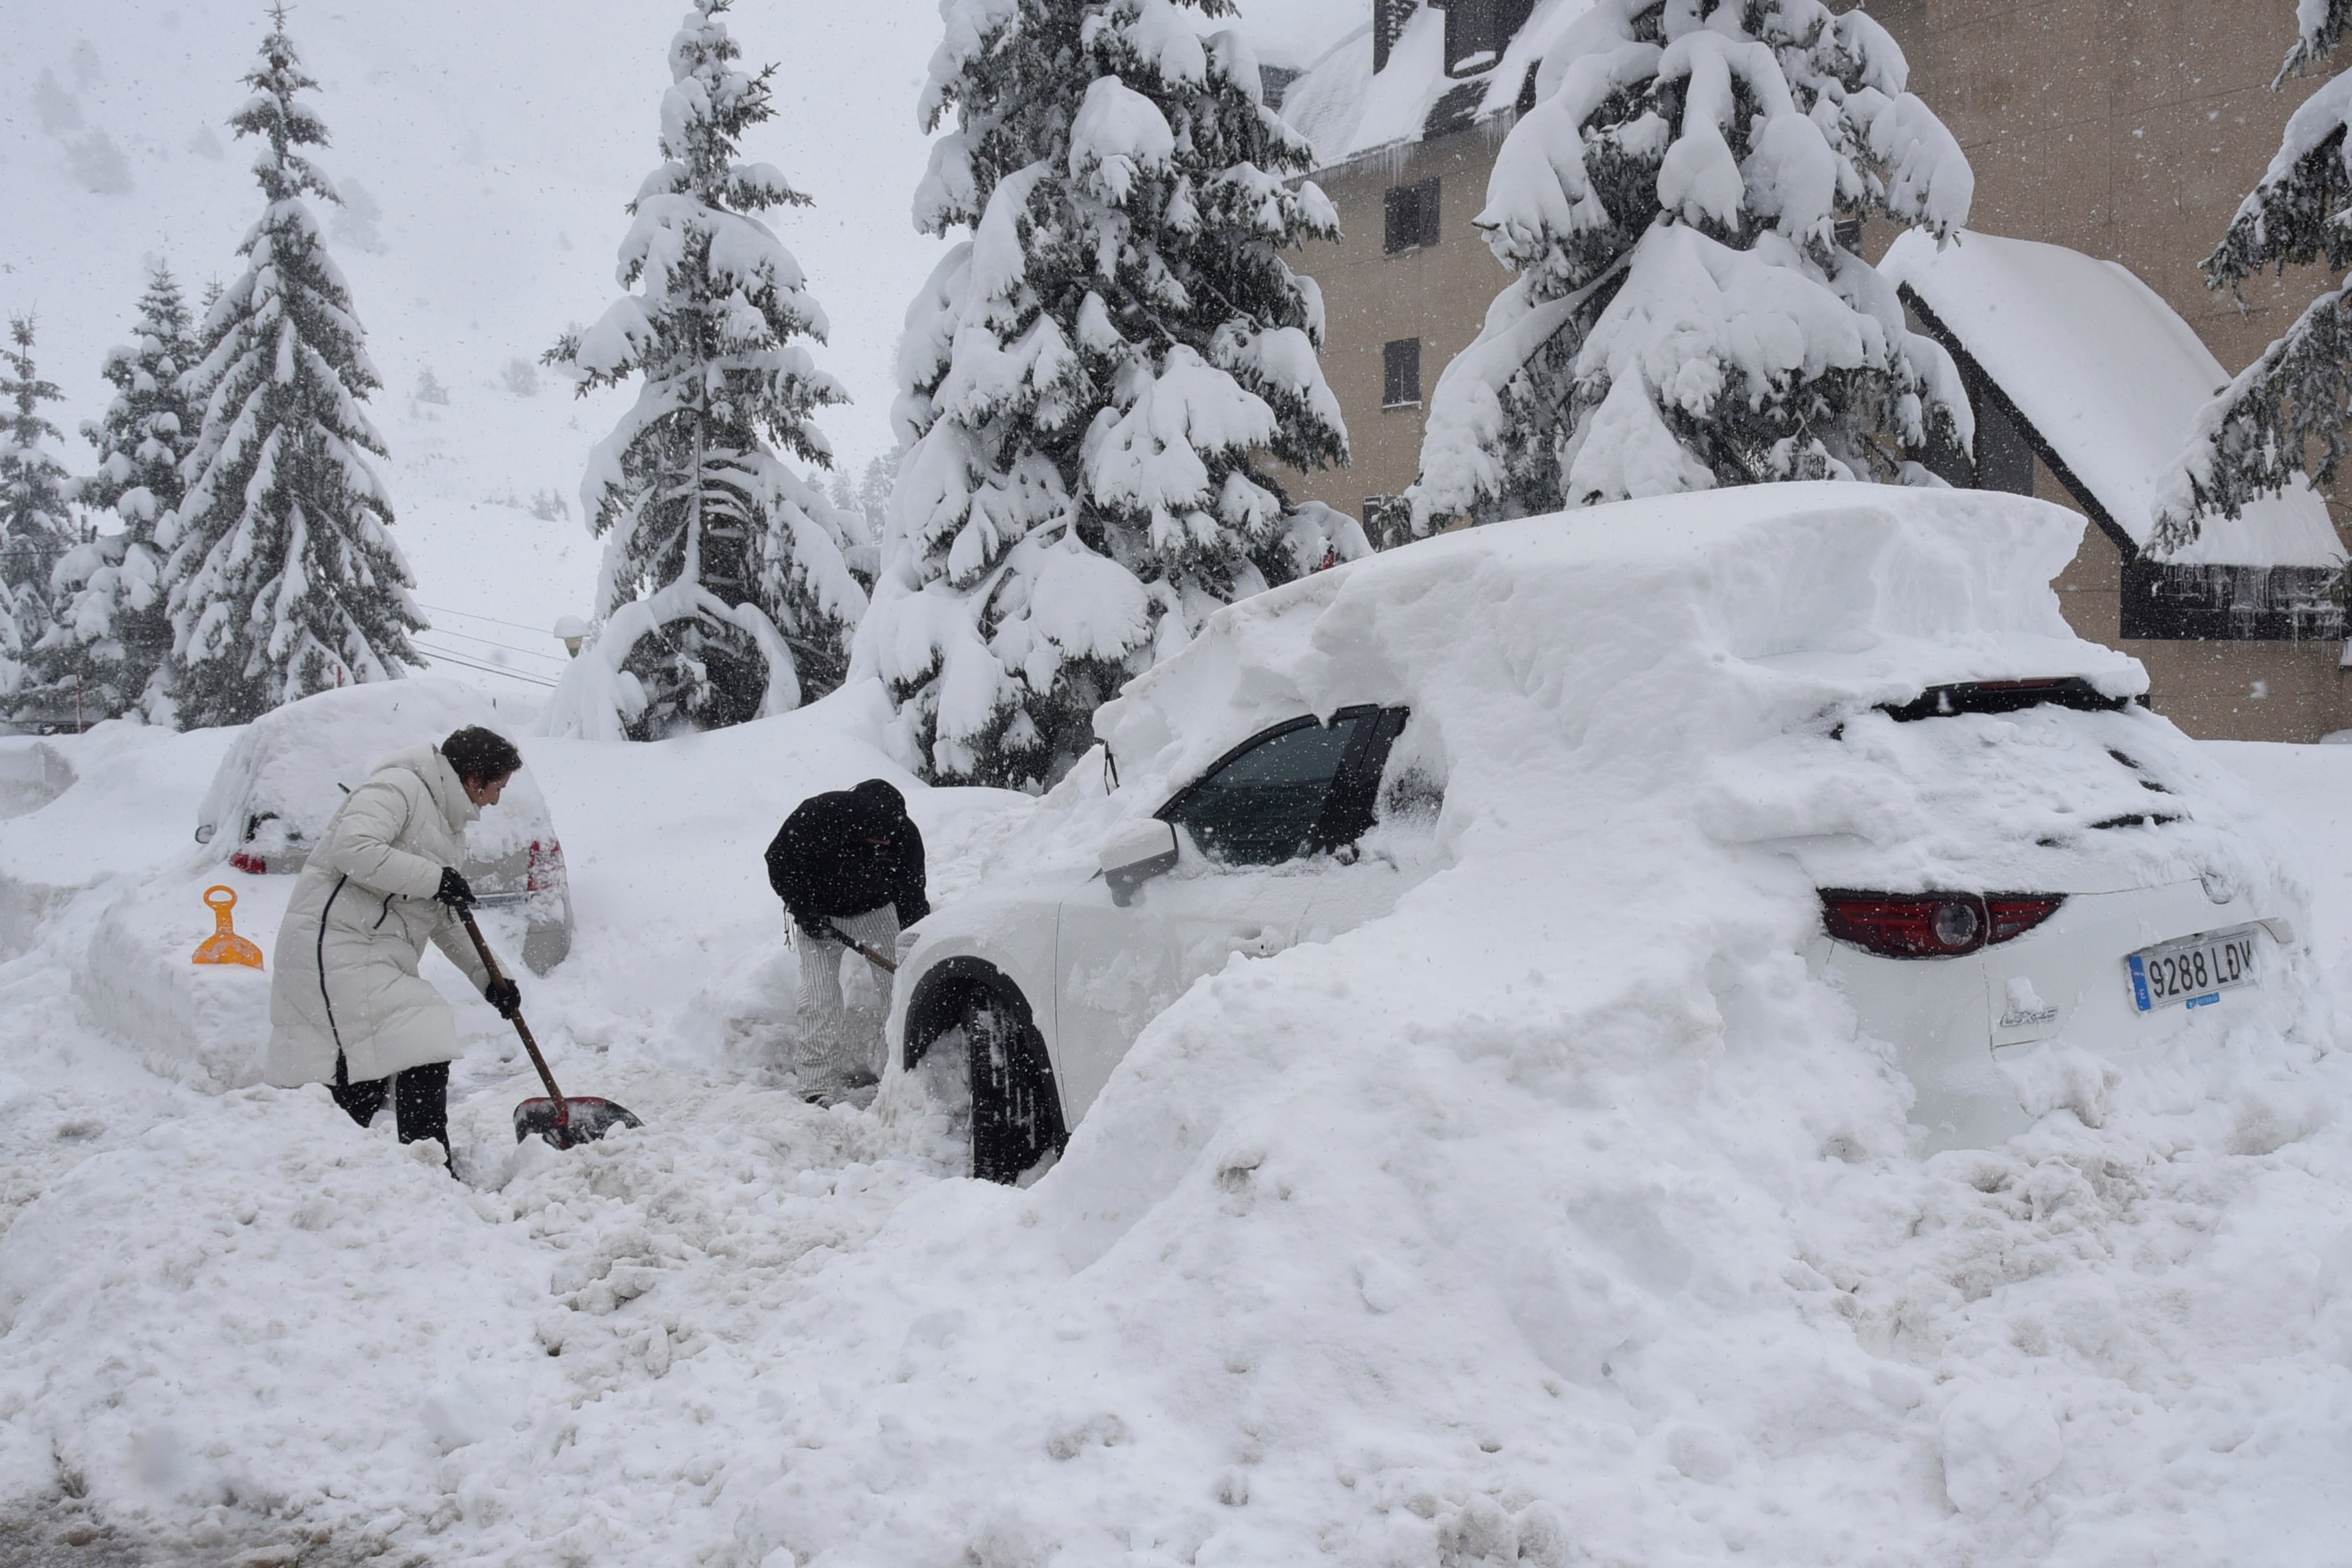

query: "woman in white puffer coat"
left=267, top=727, right=524, bottom=1162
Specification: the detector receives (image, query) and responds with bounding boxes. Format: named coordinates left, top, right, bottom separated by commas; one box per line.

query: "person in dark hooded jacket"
left=765, top=780, right=928, bottom=1087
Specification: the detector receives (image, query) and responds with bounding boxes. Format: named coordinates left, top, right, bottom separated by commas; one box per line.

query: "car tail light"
left=526, top=838, right=564, bottom=896
left=1821, top=892, right=1988, bottom=957
left=1819, top=892, right=2067, bottom=959
left=1985, top=895, right=2064, bottom=943
left=229, top=850, right=268, bottom=875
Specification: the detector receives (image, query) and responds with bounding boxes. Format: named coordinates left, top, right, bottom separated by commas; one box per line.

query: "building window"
left=1384, top=178, right=1441, bottom=254
left=1362, top=495, right=1407, bottom=550
left=1446, top=0, right=1536, bottom=78
left=1383, top=339, right=1422, bottom=408
left=1373, top=0, right=1417, bottom=74
left=2120, top=560, right=2344, bottom=641
left=1424, top=82, right=1486, bottom=139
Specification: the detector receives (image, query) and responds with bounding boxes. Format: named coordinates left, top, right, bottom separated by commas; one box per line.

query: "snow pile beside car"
left=0, top=487, right=2346, bottom=1565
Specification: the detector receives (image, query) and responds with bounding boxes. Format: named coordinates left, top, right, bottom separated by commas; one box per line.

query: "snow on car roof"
left=194, top=678, right=547, bottom=862
left=1879, top=228, right=2346, bottom=570
left=1094, top=481, right=2142, bottom=793
left=980, top=483, right=2250, bottom=905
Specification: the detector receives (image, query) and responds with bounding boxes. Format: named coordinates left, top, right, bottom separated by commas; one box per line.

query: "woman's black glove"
left=435, top=866, right=477, bottom=910
left=485, top=976, right=522, bottom=1019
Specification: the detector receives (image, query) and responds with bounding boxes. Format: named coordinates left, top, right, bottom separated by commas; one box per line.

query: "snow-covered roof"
left=1282, top=0, right=1589, bottom=168
left=1881, top=228, right=2346, bottom=569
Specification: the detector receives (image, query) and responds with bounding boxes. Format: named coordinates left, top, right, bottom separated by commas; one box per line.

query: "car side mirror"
left=1101, top=818, right=1179, bottom=907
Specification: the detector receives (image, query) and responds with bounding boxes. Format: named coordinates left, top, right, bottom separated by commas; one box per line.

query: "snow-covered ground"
left=1, top=661, right=2349, bottom=1565
left=7, top=6, right=2352, bottom=1564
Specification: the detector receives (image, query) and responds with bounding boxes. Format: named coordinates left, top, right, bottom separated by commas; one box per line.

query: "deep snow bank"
left=702, top=484, right=2332, bottom=1566
left=0, top=724, right=240, bottom=963
left=0, top=680, right=1037, bottom=1558
left=0, top=490, right=2346, bottom=1566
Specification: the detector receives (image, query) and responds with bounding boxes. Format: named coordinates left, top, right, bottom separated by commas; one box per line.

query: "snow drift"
left=0, top=489, right=2345, bottom=1565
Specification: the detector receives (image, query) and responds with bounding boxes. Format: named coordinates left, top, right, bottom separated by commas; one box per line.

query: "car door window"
left=1160, top=709, right=1398, bottom=867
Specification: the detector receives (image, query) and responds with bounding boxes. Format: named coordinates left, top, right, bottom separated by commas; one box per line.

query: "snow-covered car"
left=193, top=680, right=573, bottom=973
left=887, top=484, right=2310, bottom=1180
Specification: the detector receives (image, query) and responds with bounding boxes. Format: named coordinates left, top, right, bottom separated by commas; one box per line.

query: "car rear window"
left=1832, top=699, right=2187, bottom=858
left=1877, top=678, right=2132, bottom=723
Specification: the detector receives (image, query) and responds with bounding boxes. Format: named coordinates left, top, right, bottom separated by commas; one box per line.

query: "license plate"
left=2126, top=925, right=2259, bottom=1012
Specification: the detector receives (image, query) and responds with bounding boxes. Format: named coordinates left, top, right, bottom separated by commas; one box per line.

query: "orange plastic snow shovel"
left=455, top=908, right=641, bottom=1148
left=191, top=886, right=265, bottom=969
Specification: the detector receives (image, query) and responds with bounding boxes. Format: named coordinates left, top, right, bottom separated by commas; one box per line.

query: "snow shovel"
left=827, top=921, right=898, bottom=975
left=455, top=908, right=641, bottom=1148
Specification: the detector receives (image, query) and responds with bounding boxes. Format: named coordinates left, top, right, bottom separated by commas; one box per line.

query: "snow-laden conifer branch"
left=860, top=0, right=1361, bottom=789
left=2158, top=1, right=2352, bottom=547
left=15, top=268, right=200, bottom=723
left=1406, top=0, right=1974, bottom=532
left=0, top=316, right=80, bottom=709
left=543, top=0, right=866, bottom=742
left=161, top=9, right=420, bottom=726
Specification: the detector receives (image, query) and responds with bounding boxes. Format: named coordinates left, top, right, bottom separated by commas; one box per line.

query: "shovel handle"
left=457, top=907, right=568, bottom=1117
left=826, top=921, right=898, bottom=975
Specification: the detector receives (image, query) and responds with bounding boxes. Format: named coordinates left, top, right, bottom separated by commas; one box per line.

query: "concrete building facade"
left=1276, top=0, right=2352, bottom=740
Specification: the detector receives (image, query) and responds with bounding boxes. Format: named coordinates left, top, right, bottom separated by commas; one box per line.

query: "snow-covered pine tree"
left=17, top=266, right=201, bottom=722
left=543, top=0, right=866, bottom=742
left=0, top=315, right=79, bottom=707
left=2157, top=0, right=2352, bottom=544
left=856, top=454, right=894, bottom=536
left=161, top=9, right=420, bottom=728
left=1406, top=0, right=1976, bottom=530
left=860, top=0, right=1360, bottom=788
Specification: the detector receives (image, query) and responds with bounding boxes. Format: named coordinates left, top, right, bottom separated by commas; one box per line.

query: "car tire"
left=960, top=986, right=1067, bottom=1186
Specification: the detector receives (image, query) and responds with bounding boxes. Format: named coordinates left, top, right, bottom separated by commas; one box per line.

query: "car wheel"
left=961, top=987, right=1067, bottom=1186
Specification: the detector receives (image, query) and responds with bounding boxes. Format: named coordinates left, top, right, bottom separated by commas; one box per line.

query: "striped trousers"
left=795, top=905, right=900, bottom=1079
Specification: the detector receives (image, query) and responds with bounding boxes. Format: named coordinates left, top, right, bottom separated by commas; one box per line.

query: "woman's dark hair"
left=442, top=726, right=523, bottom=786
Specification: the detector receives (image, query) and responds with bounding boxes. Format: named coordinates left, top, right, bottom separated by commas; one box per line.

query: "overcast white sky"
left=1, top=0, right=1375, bottom=479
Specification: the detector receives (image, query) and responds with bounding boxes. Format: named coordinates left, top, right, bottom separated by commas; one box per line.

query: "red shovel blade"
left=514, top=1096, right=642, bottom=1148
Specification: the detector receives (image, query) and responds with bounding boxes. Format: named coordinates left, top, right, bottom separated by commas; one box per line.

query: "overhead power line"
left=419, top=624, right=570, bottom=665
left=412, top=643, right=560, bottom=689
left=416, top=601, right=578, bottom=637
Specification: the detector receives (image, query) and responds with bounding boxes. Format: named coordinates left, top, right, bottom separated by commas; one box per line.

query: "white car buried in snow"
left=193, top=680, right=574, bottom=973
left=886, top=484, right=2312, bottom=1180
